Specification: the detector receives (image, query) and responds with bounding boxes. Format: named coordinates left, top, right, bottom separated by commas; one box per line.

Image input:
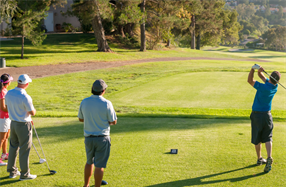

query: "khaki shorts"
left=85, top=136, right=111, bottom=168
left=0, top=118, right=11, bottom=132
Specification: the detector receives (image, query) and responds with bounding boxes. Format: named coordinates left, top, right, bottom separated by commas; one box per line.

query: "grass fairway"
left=203, top=46, right=286, bottom=63
left=0, top=117, right=285, bottom=187
left=6, top=59, right=285, bottom=119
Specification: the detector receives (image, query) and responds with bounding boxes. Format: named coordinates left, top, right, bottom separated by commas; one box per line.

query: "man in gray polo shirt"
left=78, top=79, right=117, bottom=187
left=5, top=74, right=37, bottom=180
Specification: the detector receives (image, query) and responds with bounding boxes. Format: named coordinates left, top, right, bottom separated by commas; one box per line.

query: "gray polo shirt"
left=78, top=95, right=117, bottom=137
left=5, top=87, right=35, bottom=122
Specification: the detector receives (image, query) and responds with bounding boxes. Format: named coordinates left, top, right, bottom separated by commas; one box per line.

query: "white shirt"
left=78, top=95, right=117, bottom=137
left=5, top=87, right=35, bottom=122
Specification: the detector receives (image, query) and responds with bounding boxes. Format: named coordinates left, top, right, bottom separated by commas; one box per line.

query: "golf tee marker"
left=170, top=149, right=178, bottom=154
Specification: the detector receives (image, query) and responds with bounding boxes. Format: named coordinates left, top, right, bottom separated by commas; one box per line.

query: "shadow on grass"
left=32, top=116, right=250, bottom=144
left=0, top=176, right=21, bottom=186
left=147, top=164, right=266, bottom=187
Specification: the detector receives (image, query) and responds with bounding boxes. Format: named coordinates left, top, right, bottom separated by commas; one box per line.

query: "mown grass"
left=0, top=117, right=285, bottom=187
left=7, top=59, right=285, bottom=119
left=203, top=46, right=286, bottom=63
left=0, top=33, right=239, bottom=67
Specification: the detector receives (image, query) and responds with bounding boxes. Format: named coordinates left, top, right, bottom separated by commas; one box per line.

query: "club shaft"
left=32, top=142, right=41, bottom=159
left=263, top=70, right=286, bottom=90
left=32, top=123, right=51, bottom=171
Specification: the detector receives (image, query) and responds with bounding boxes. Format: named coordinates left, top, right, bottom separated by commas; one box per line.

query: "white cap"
left=18, top=74, right=32, bottom=84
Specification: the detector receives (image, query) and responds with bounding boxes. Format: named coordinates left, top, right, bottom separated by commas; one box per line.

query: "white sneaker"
left=9, top=171, right=21, bottom=178
left=0, top=159, right=7, bottom=166
left=19, top=174, right=37, bottom=181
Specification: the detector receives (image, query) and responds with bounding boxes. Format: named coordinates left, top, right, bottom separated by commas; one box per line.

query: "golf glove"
left=252, top=64, right=260, bottom=70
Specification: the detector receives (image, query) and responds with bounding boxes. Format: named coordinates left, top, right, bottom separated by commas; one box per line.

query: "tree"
left=140, top=0, right=146, bottom=51
left=0, top=0, right=18, bottom=22
left=236, top=3, right=256, bottom=21
left=221, top=9, right=243, bottom=46
left=278, top=5, right=283, bottom=19
left=112, top=0, right=142, bottom=38
left=262, top=26, right=286, bottom=51
left=250, top=15, right=269, bottom=34
left=12, top=0, right=53, bottom=59
left=144, top=0, right=190, bottom=49
left=265, top=6, right=271, bottom=18
left=66, top=0, right=112, bottom=52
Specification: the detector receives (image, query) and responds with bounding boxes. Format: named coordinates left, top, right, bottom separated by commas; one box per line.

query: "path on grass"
left=1, top=57, right=268, bottom=81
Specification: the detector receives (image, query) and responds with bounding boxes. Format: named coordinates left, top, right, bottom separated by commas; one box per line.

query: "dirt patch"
left=0, top=57, right=268, bottom=81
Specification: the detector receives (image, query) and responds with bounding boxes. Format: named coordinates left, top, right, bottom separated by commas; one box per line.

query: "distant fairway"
left=203, top=46, right=286, bottom=63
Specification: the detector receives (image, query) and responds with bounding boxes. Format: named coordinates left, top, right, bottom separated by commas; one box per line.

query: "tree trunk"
left=125, top=23, right=134, bottom=37
left=92, top=0, right=112, bottom=52
left=21, top=34, right=24, bottom=59
left=191, top=15, right=195, bottom=49
left=140, top=0, right=146, bottom=52
left=118, top=25, right=125, bottom=37
left=166, top=40, right=170, bottom=47
left=196, top=34, right=200, bottom=50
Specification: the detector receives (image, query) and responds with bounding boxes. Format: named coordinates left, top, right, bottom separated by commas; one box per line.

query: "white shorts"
left=0, top=118, right=11, bottom=132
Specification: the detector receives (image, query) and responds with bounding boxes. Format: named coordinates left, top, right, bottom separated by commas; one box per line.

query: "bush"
left=62, top=22, right=74, bottom=32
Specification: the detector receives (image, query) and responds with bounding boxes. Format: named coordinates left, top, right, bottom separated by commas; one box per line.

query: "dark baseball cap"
left=92, top=79, right=108, bottom=92
left=270, top=71, right=280, bottom=83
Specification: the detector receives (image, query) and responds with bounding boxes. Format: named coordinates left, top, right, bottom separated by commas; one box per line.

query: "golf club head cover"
left=252, top=64, right=260, bottom=70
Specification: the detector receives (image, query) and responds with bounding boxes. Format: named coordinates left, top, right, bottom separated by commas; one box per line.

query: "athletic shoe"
left=9, top=171, right=21, bottom=178
left=0, top=158, right=7, bottom=166
left=102, top=180, right=108, bottom=185
left=257, top=157, right=267, bottom=165
left=264, top=157, right=273, bottom=173
left=1, top=153, right=9, bottom=160
left=19, top=174, right=37, bottom=181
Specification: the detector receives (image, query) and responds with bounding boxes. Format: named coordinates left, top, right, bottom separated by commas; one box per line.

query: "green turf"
left=203, top=46, right=286, bottom=63
left=0, top=117, right=285, bottom=187
left=0, top=33, right=238, bottom=67
left=6, top=59, right=286, bottom=119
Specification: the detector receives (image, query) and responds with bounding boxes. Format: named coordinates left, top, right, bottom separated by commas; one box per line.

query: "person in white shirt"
left=5, top=74, right=37, bottom=180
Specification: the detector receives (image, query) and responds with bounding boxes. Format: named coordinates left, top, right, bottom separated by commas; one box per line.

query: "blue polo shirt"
left=252, top=78, right=278, bottom=111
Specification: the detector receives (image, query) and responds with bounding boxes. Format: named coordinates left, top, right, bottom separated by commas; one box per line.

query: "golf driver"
left=254, top=64, right=286, bottom=90
left=32, top=121, right=57, bottom=175
left=32, top=142, right=46, bottom=164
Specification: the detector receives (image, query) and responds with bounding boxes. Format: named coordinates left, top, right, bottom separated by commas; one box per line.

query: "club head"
left=49, top=170, right=57, bottom=175
left=39, top=159, right=46, bottom=164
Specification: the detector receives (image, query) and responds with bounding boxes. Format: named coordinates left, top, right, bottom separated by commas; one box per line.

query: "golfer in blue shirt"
left=78, top=79, right=117, bottom=187
left=248, top=64, right=281, bottom=173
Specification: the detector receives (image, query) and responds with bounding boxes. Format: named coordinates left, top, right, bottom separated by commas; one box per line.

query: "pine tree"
left=0, top=0, right=18, bottom=22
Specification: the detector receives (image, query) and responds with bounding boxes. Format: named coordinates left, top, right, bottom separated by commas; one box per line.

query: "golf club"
left=32, top=142, right=46, bottom=164
left=32, top=121, right=57, bottom=175
left=254, top=64, right=286, bottom=90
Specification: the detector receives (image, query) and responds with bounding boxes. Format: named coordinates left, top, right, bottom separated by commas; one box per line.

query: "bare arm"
left=28, top=109, right=36, bottom=116
left=109, top=119, right=117, bottom=126
left=78, top=118, right=84, bottom=122
left=248, top=68, right=256, bottom=87
left=0, top=99, right=8, bottom=112
left=258, top=67, right=266, bottom=83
